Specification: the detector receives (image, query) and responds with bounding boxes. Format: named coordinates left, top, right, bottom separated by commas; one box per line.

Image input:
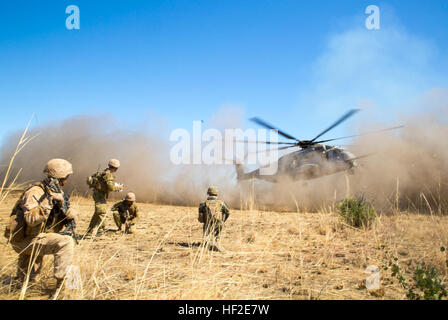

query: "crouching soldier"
left=112, top=192, right=138, bottom=234
left=198, top=186, right=230, bottom=252
left=4, top=159, right=77, bottom=292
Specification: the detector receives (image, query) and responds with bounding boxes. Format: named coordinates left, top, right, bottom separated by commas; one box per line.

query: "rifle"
left=61, top=218, right=79, bottom=245
left=48, top=179, right=79, bottom=244
left=124, top=209, right=130, bottom=234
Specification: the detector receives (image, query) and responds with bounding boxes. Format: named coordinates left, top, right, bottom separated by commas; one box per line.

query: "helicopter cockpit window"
left=327, top=148, right=342, bottom=161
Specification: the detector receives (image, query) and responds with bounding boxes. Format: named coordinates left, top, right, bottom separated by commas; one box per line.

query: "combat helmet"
left=108, top=159, right=121, bottom=169
left=207, top=186, right=218, bottom=196
left=43, top=159, right=73, bottom=179
left=125, top=192, right=136, bottom=202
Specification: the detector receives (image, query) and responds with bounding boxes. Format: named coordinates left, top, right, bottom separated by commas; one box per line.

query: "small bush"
left=383, top=247, right=448, bottom=300
left=337, top=196, right=376, bottom=228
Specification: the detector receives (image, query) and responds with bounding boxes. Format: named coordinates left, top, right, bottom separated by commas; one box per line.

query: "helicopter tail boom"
left=235, top=163, right=248, bottom=180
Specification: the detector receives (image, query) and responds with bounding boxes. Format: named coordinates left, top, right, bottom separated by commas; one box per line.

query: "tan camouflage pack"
left=87, top=171, right=107, bottom=192
left=204, top=200, right=224, bottom=222
left=4, top=182, right=44, bottom=243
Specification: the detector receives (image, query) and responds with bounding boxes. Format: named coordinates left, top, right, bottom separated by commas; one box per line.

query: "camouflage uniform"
left=87, top=163, right=122, bottom=234
left=6, top=159, right=76, bottom=284
left=111, top=194, right=138, bottom=234
left=198, top=186, right=230, bottom=251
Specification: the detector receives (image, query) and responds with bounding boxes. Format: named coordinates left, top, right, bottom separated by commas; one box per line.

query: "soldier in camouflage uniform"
left=198, top=186, right=230, bottom=252
left=86, top=159, right=123, bottom=235
left=112, top=192, right=139, bottom=234
left=4, top=159, right=77, bottom=290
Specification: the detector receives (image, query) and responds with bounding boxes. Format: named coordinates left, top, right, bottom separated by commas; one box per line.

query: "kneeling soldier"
left=112, top=192, right=138, bottom=234
left=198, top=186, right=230, bottom=252
left=4, top=159, right=77, bottom=292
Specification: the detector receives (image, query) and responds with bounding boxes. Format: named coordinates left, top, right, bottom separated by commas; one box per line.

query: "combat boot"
left=215, top=243, right=226, bottom=253
left=209, top=242, right=226, bottom=253
left=206, top=240, right=224, bottom=252
left=49, top=278, right=64, bottom=300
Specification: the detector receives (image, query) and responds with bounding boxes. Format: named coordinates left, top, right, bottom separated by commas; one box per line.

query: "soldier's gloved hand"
left=65, top=208, right=78, bottom=224
left=50, top=193, right=65, bottom=206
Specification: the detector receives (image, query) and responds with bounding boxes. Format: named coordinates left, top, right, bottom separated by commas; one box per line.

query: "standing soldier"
left=198, top=186, right=230, bottom=252
left=111, top=192, right=138, bottom=234
left=86, top=159, right=123, bottom=235
left=4, top=159, right=77, bottom=292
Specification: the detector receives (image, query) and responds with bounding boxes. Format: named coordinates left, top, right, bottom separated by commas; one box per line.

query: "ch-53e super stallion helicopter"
left=233, top=109, right=402, bottom=183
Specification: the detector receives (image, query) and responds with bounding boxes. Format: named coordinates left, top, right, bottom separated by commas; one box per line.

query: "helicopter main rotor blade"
left=250, top=145, right=299, bottom=153
left=313, top=125, right=404, bottom=144
left=225, top=139, right=297, bottom=145
left=310, top=109, right=360, bottom=143
left=347, top=153, right=374, bottom=161
left=250, top=117, right=300, bottom=141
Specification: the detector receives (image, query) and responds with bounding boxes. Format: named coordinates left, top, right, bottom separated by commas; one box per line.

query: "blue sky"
left=0, top=0, right=447, bottom=145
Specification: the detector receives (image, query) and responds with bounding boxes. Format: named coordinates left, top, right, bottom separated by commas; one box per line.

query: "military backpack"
left=86, top=171, right=107, bottom=192
left=203, top=200, right=224, bottom=222
left=4, top=182, right=45, bottom=243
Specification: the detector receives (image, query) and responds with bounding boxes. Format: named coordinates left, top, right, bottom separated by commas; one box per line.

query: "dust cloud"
left=0, top=113, right=238, bottom=207
left=1, top=91, right=448, bottom=214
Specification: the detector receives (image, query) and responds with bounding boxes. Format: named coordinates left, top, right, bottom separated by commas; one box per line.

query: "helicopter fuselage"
left=236, top=144, right=357, bottom=183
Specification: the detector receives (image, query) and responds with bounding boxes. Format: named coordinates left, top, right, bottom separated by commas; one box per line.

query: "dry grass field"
left=1, top=194, right=447, bottom=300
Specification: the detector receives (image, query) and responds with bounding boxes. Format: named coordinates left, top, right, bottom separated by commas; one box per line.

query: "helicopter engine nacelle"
left=341, top=150, right=358, bottom=168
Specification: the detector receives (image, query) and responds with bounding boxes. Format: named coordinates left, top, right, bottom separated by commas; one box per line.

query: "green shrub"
left=337, top=196, right=376, bottom=228
left=383, top=247, right=448, bottom=300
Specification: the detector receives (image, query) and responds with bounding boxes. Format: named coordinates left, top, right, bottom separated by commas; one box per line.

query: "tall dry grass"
left=0, top=116, right=39, bottom=204
left=1, top=187, right=446, bottom=300
left=0, top=116, right=41, bottom=300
